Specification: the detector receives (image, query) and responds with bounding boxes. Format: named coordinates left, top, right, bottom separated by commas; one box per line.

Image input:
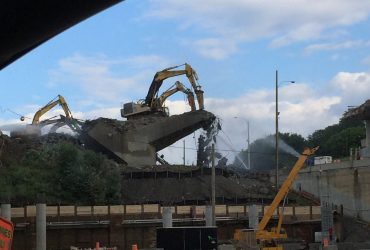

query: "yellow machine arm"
left=145, top=63, right=204, bottom=110
left=257, top=147, right=319, bottom=232
left=32, top=95, right=73, bottom=124
left=156, top=81, right=196, bottom=111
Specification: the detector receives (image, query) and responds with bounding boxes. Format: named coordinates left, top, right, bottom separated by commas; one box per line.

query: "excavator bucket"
left=195, top=89, right=204, bottom=110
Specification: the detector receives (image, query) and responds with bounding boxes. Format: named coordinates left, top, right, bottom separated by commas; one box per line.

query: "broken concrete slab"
left=80, top=110, right=216, bottom=166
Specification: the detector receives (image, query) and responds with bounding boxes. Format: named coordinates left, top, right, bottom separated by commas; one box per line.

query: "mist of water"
left=279, top=139, right=300, bottom=157
left=0, top=123, right=26, bottom=132
left=218, top=131, right=249, bottom=170
left=265, top=135, right=300, bottom=157
left=0, top=122, right=77, bottom=137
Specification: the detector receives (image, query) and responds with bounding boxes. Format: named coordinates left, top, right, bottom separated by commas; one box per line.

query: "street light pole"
left=275, top=72, right=295, bottom=192
left=247, top=120, right=251, bottom=170
left=275, top=70, right=279, bottom=192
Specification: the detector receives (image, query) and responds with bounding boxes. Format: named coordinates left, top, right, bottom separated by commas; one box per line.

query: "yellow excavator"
left=234, top=147, right=319, bottom=250
left=121, top=63, right=204, bottom=119
left=31, top=95, right=73, bottom=124
left=11, top=95, right=81, bottom=138
left=152, top=81, right=196, bottom=113
left=145, top=63, right=204, bottom=110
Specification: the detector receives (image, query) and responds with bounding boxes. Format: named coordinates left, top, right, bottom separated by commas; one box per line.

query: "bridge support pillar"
left=248, top=205, right=258, bottom=229
left=205, top=205, right=213, bottom=226
left=1, top=204, right=11, bottom=221
left=36, top=203, right=46, bottom=250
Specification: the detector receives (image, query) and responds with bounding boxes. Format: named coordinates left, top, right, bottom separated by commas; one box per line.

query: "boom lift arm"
left=256, top=146, right=319, bottom=240
left=144, top=63, right=204, bottom=110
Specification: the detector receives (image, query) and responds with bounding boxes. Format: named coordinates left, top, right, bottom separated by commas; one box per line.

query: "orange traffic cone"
left=96, top=242, right=100, bottom=250
left=132, top=244, right=138, bottom=250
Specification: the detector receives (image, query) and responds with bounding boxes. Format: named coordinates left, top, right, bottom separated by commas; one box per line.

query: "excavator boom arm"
left=145, top=69, right=187, bottom=105
left=31, top=95, right=74, bottom=124
left=157, top=81, right=196, bottom=111
left=144, top=63, right=204, bottom=110
left=58, top=95, right=73, bottom=119
left=32, top=100, right=59, bottom=124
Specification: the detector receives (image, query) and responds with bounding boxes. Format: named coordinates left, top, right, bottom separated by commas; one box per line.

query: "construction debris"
left=80, top=110, right=216, bottom=166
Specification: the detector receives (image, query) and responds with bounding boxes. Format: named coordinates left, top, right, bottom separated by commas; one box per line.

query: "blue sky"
left=1, top=0, right=370, bottom=163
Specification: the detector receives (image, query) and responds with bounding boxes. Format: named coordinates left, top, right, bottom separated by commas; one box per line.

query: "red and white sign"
left=0, top=217, right=13, bottom=250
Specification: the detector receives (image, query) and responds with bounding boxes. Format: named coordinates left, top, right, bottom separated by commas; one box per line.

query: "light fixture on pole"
left=275, top=70, right=295, bottom=191
left=234, top=116, right=251, bottom=170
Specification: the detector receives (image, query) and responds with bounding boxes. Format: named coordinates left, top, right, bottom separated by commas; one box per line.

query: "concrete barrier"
left=4, top=204, right=320, bottom=221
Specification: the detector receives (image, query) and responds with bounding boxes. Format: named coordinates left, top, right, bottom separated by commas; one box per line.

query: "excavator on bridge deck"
left=121, top=63, right=204, bottom=119
left=151, top=80, right=196, bottom=115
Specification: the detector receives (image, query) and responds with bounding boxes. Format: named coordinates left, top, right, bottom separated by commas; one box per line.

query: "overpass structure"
left=281, top=158, right=370, bottom=223
left=1, top=203, right=321, bottom=249
left=0, top=0, right=124, bottom=70
left=344, top=99, right=370, bottom=157
left=281, top=100, right=370, bottom=223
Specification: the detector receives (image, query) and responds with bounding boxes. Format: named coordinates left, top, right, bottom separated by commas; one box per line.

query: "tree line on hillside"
left=234, top=117, right=365, bottom=171
left=0, top=142, right=121, bottom=205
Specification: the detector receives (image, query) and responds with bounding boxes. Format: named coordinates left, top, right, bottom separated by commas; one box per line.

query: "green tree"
left=1, top=142, right=121, bottom=205
left=308, top=118, right=364, bottom=158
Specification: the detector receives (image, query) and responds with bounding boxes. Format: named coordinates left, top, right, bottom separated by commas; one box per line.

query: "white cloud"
left=270, top=23, right=323, bottom=48
left=192, top=38, right=238, bottom=60
left=331, top=71, right=370, bottom=106
left=206, top=87, right=341, bottom=139
left=48, top=54, right=171, bottom=106
left=166, top=100, right=194, bottom=115
left=147, top=0, right=370, bottom=58
left=304, top=40, right=370, bottom=54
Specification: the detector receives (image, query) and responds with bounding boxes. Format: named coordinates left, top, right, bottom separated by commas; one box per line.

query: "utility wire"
left=163, top=144, right=300, bottom=156
left=0, top=105, right=31, bottom=120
